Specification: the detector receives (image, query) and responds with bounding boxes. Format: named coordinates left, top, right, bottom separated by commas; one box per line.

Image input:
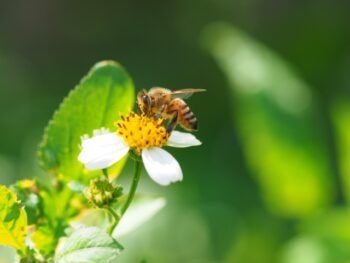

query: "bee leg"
left=154, top=114, right=162, bottom=121
left=137, top=102, right=142, bottom=114
left=166, top=111, right=178, bottom=133
left=154, top=104, right=166, bottom=121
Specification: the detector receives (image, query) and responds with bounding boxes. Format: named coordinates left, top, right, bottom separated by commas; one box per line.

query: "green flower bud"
left=85, top=177, right=122, bottom=208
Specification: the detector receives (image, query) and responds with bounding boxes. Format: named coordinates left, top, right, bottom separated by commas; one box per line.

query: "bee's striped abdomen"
left=166, top=98, right=198, bottom=131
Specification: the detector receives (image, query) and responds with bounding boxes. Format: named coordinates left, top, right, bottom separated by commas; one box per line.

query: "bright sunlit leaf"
left=55, top=226, right=123, bottom=263
left=38, top=61, right=135, bottom=181
left=202, top=23, right=333, bottom=218
left=0, top=184, right=28, bottom=254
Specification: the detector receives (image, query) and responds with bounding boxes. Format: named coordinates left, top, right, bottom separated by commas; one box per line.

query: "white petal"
left=166, top=131, right=202, bottom=148
left=78, top=133, right=129, bottom=170
left=142, top=147, right=183, bottom=186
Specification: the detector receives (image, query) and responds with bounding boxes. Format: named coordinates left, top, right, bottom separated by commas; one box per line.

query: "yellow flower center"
left=115, top=112, right=169, bottom=153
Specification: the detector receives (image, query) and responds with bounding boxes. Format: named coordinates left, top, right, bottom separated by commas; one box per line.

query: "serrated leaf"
left=38, top=60, right=135, bottom=180
left=0, top=184, right=28, bottom=254
left=55, top=227, right=123, bottom=263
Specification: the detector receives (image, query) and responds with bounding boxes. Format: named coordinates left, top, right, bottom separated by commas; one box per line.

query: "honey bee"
left=137, top=87, right=206, bottom=132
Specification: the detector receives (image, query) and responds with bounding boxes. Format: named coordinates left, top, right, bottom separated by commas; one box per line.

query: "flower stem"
left=102, top=168, right=109, bottom=178
left=106, top=159, right=142, bottom=235
left=107, top=207, right=120, bottom=235
left=121, top=160, right=142, bottom=215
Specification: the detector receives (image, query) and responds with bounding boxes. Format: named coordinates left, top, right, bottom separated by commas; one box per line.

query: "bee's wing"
left=170, top=89, right=206, bottom=99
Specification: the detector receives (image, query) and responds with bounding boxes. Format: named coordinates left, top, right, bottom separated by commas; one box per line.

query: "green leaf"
left=202, top=23, right=332, bottom=218
left=31, top=225, right=57, bottom=257
left=282, top=208, right=350, bottom=263
left=55, top=227, right=123, bottom=263
left=11, top=180, right=68, bottom=257
left=113, top=196, right=166, bottom=237
left=0, top=184, right=28, bottom=254
left=11, top=180, right=45, bottom=225
left=71, top=196, right=166, bottom=238
left=38, top=60, right=135, bottom=180
left=331, top=100, right=350, bottom=203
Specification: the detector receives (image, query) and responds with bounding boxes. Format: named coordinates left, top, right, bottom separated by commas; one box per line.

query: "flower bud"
left=85, top=177, right=122, bottom=208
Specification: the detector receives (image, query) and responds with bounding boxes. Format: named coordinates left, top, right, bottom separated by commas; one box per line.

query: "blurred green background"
left=1, top=0, right=350, bottom=262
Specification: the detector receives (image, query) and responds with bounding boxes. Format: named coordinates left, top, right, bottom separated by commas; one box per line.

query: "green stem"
left=106, top=159, right=142, bottom=235
left=102, top=168, right=109, bottom=178
left=121, top=160, right=142, bottom=215
left=107, top=207, right=120, bottom=235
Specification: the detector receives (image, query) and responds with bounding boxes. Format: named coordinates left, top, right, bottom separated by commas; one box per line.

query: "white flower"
left=78, top=113, right=201, bottom=186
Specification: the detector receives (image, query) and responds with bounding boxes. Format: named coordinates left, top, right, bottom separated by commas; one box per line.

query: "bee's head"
left=137, top=90, right=151, bottom=113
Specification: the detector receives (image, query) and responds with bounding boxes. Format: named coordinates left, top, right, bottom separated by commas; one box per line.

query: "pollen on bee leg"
left=157, top=119, right=165, bottom=126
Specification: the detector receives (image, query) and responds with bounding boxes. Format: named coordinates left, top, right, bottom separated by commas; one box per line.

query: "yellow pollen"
left=115, top=112, right=169, bottom=153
